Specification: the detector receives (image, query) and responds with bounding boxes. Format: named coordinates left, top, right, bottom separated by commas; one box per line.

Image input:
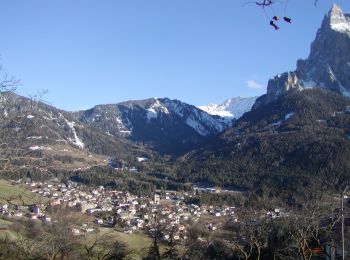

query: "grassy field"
left=98, top=227, right=166, bottom=259
left=46, top=144, right=108, bottom=171
left=0, top=218, right=15, bottom=240
left=0, top=179, right=38, bottom=205
left=0, top=218, right=12, bottom=227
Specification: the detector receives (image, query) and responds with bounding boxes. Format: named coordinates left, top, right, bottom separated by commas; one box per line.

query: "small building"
left=32, top=206, right=40, bottom=215
left=43, top=216, right=51, bottom=222
left=72, top=228, right=80, bottom=235
left=94, top=218, right=103, bottom=224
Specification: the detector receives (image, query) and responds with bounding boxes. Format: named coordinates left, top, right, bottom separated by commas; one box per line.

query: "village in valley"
left=0, top=178, right=286, bottom=244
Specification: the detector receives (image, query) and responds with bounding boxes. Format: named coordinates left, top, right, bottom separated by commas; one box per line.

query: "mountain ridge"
left=0, top=92, right=152, bottom=174
left=73, top=97, right=232, bottom=155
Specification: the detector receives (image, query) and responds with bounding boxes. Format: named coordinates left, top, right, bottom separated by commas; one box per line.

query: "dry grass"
left=98, top=227, right=167, bottom=259
left=0, top=179, right=38, bottom=205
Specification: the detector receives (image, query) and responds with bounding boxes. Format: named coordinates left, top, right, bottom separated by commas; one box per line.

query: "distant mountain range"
left=1, top=92, right=252, bottom=159
left=198, top=96, right=257, bottom=119
left=0, top=4, right=349, bottom=197
left=73, top=97, right=234, bottom=155
left=0, top=92, right=151, bottom=176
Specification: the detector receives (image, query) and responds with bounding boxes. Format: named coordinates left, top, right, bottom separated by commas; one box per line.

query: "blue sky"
left=1, top=0, right=349, bottom=111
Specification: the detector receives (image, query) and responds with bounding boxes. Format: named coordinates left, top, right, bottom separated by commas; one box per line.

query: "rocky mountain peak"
left=330, top=3, right=344, bottom=17
left=328, top=3, right=350, bottom=33
left=296, top=4, right=350, bottom=93
left=254, top=4, right=350, bottom=109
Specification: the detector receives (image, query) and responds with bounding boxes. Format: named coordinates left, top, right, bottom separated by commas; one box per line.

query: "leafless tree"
left=162, top=225, right=181, bottom=260
left=284, top=197, right=332, bottom=260
left=182, top=218, right=210, bottom=260
left=82, top=230, right=108, bottom=260
left=81, top=230, right=128, bottom=260
left=252, top=0, right=319, bottom=8
left=0, top=65, right=20, bottom=114
left=243, top=0, right=321, bottom=30
left=222, top=209, right=270, bottom=260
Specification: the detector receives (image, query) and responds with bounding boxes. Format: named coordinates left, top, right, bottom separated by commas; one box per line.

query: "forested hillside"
left=176, top=89, right=350, bottom=197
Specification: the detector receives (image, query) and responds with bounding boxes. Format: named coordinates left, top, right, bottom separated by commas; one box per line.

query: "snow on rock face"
left=217, top=97, right=257, bottom=119
left=26, top=136, right=43, bottom=139
left=198, top=97, right=257, bottom=119
left=116, top=117, right=122, bottom=124
left=64, top=119, right=85, bottom=149
left=340, top=84, right=350, bottom=97
left=137, top=157, right=149, bottom=162
left=30, top=146, right=52, bottom=151
left=329, top=4, right=350, bottom=33
left=270, top=121, right=282, bottom=127
left=198, top=103, right=220, bottom=115
left=146, top=99, right=170, bottom=122
left=145, top=98, right=229, bottom=136
left=184, top=107, right=228, bottom=135
left=196, top=109, right=226, bottom=133
left=300, top=80, right=317, bottom=89
left=285, top=112, right=295, bottom=120
left=119, top=130, right=131, bottom=134
left=77, top=97, right=231, bottom=140
left=146, top=108, right=157, bottom=121
left=186, top=117, right=210, bottom=136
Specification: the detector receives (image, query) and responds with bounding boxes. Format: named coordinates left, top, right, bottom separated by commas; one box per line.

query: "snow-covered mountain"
left=198, top=96, right=258, bottom=119
left=254, top=4, right=350, bottom=109
left=74, top=97, right=231, bottom=154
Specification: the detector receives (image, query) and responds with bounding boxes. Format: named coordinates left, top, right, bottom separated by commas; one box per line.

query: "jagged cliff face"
left=296, top=4, right=350, bottom=93
left=255, top=72, right=301, bottom=108
left=254, top=4, right=350, bottom=109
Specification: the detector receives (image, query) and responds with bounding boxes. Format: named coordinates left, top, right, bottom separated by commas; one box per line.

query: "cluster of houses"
left=0, top=179, right=287, bottom=243
left=0, top=201, right=51, bottom=222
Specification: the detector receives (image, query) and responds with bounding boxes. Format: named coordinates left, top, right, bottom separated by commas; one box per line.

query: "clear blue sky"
left=1, top=0, right=349, bottom=111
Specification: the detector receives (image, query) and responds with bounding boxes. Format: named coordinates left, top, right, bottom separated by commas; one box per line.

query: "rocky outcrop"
left=254, top=4, right=350, bottom=109
left=296, top=4, right=350, bottom=92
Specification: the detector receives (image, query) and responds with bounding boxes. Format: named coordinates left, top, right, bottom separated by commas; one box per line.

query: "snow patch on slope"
left=340, top=85, right=350, bottom=97
left=285, top=112, right=295, bottom=120
left=64, top=119, right=85, bottom=149
left=137, top=157, right=149, bottom=162
left=186, top=117, right=209, bottom=136
left=331, top=21, right=350, bottom=32
left=300, top=80, right=317, bottom=89
left=198, top=103, right=234, bottom=118
left=27, top=136, right=43, bottom=140
left=159, top=98, right=229, bottom=136
left=146, top=99, right=170, bottom=121
left=328, top=4, right=350, bottom=33
left=30, top=146, right=52, bottom=151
